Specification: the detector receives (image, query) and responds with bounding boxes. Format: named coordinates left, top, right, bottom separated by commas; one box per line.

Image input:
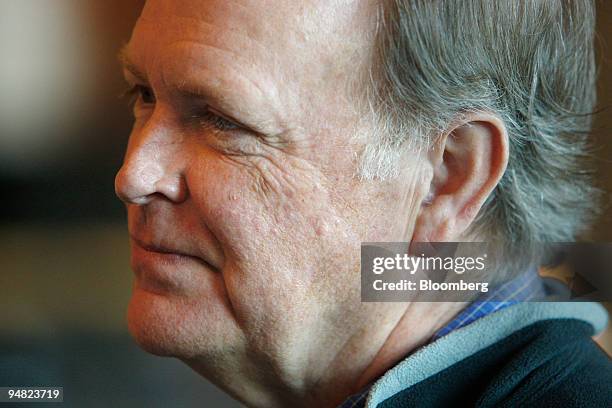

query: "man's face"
left=116, top=0, right=429, bottom=396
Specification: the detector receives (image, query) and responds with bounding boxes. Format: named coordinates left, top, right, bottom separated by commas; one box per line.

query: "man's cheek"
left=228, top=156, right=331, bottom=227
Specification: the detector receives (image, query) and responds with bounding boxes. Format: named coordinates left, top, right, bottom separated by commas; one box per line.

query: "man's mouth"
left=130, top=235, right=215, bottom=269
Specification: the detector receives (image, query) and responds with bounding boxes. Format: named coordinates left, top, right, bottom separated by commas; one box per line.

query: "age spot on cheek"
left=312, top=215, right=342, bottom=238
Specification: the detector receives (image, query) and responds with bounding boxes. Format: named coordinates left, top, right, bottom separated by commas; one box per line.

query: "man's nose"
left=115, top=123, right=188, bottom=205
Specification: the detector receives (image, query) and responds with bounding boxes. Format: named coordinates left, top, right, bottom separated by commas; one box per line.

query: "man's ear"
left=412, top=113, right=509, bottom=242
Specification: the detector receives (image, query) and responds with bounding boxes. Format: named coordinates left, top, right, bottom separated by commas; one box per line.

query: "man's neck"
left=305, top=301, right=466, bottom=408
left=352, top=302, right=467, bottom=392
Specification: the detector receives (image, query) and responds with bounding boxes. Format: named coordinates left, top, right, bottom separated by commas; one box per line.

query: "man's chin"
left=126, top=287, right=241, bottom=360
left=127, top=289, right=185, bottom=357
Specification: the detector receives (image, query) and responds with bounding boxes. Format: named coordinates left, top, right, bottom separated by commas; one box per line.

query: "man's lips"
left=130, top=236, right=216, bottom=269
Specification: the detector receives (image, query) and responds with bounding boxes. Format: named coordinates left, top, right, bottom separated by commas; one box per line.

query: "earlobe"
left=412, top=113, right=509, bottom=242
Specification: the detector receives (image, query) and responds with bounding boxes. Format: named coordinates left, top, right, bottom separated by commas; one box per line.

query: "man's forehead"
left=132, top=0, right=375, bottom=55
left=138, top=0, right=277, bottom=43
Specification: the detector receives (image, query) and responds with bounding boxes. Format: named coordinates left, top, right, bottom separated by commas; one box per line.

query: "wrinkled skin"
left=115, top=1, right=449, bottom=407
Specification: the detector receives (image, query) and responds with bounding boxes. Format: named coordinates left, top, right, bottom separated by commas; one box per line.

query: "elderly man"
left=115, top=0, right=611, bottom=407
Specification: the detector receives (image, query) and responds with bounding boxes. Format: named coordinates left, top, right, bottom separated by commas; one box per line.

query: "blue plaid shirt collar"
left=338, top=268, right=545, bottom=408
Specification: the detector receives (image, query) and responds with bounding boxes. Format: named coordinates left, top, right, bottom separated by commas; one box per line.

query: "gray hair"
left=359, top=0, right=600, bottom=270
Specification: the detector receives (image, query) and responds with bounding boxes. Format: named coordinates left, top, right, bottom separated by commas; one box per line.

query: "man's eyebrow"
left=118, top=46, right=147, bottom=83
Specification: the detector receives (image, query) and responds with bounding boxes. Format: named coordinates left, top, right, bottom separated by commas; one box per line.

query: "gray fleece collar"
left=365, top=302, right=608, bottom=408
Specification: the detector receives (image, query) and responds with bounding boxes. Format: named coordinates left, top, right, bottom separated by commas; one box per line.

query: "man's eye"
left=138, top=85, right=156, bottom=104
left=197, top=111, right=241, bottom=132
left=123, top=84, right=156, bottom=106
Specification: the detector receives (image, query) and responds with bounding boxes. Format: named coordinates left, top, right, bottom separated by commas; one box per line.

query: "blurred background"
left=0, top=1, right=610, bottom=407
